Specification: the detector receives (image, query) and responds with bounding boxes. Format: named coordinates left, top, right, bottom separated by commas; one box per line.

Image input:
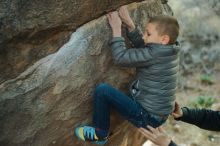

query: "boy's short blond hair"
left=148, top=15, right=179, bottom=44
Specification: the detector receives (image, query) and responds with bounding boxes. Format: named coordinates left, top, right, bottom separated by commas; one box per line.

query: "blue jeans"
left=92, top=83, right=167, bottom=131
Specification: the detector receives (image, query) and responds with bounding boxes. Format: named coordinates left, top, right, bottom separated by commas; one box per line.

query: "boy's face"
left=143, top=23, right=166, bottom=45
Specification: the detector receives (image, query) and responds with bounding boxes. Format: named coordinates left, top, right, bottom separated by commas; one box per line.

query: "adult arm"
left=176, top=107, right=220, bottom=131
left=139, top=126, right=178, bottom=146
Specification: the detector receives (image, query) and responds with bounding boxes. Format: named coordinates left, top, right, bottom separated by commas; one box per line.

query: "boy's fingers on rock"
left=120, top=5, right=127, bottom=10
left=112, top=11, right=119, bottom=16
left=106, top=13, right=111, bottom=20
left=106, top=15, right=109, bottom=20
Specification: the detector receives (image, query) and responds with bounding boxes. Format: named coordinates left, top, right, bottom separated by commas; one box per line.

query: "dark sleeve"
left=176, top=107, right=220, bottom=131
left=127, top=27, right=145, bottom=48
left=169, top=140, right=178, bottom=146
left=110, top=37, right=153, bottom=67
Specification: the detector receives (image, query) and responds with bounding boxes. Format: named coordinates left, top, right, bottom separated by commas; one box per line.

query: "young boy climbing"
left=75, top=6, right=180, bottom=145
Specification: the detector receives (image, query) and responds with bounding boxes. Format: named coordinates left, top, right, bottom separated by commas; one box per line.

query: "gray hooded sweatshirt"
left=110, top=28, right=180, bottom=115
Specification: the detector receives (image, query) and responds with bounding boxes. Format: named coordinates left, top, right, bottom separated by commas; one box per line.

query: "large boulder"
left=0, top=0, right=145, bottom=83
left=0, top=0, right=172, bottom=146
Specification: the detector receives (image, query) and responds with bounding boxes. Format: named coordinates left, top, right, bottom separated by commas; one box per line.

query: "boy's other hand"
left=118, top=6, right=135, bottom=32
left=172, top=101, right=183, bottom=118
left=107, top=11, right=122, bottom=37
left=139, top=126, right=171, bottom=146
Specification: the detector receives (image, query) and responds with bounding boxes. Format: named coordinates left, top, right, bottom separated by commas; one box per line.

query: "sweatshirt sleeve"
left=175, top=107, right=220, bottom=131
left=110, top=37, right=153, bottom=67
left=127, top=27, right=145, bottom=48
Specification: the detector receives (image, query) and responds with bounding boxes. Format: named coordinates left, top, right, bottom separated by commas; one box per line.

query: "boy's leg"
left=75, top=82, right=145, bottom=144
left=92, top=83, right=143, bottom=135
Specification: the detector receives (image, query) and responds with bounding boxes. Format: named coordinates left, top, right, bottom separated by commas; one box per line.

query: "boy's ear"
left=161, top=35, right=170, bottom=45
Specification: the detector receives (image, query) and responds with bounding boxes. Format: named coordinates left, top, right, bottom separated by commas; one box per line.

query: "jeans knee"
left=94, top=83, right=110, bottom=97
left=95, top=83, right=109, bottom=92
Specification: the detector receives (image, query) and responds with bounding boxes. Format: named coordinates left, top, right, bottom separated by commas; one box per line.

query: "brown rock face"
left=0, top=0, right=172, bottom=146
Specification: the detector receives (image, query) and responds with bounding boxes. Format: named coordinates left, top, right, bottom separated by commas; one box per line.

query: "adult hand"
left=107, top=11, right=122, bottom=37
left=139, top=126, right=171, bottom=146
left=172, top=102, right=183, bottom=118
left=118, top=6, right=135, bottom=32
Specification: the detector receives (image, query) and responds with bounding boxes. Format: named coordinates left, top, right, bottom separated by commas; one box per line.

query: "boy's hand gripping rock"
left=107, top=11, right=122, bottom=37
left=118, top=6, right=135, bottom=32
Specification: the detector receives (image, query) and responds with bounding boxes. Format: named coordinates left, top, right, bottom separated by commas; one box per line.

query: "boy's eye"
left=147, top=32, right=151, bottom=36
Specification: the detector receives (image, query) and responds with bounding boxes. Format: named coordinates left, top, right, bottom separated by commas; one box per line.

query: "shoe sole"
left=74, top=127, right=107, bottom=145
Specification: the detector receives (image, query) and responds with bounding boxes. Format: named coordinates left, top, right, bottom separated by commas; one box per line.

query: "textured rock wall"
left=0, top=0, right=144, bottom=83
left=0, top=0, right=172, bottom=146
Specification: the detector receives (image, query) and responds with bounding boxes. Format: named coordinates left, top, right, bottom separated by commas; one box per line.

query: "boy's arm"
left=110, top=37, right=152, bottom=67
left=118, top=6, right=145, bottom=48
left=107, top=11, right=152, bottom=67
left=175, top=107, right=220, bottom=131
left=127, top=27, right=145, bottom=48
